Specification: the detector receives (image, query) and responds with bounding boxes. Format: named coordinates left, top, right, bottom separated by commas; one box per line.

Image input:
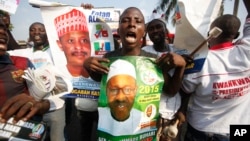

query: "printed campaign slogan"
left=98, top=56, right=164, bottom=141
left=41, top=6, right=121, bottom=98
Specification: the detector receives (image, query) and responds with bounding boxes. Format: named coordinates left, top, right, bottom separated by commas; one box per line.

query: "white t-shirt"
left=181, top=19, right=250, bottom=134
left=142, top=45, right=181, bottom=119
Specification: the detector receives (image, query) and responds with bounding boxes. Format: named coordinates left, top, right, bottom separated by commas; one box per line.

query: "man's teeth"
left=118, top=105, right=124, bottom=108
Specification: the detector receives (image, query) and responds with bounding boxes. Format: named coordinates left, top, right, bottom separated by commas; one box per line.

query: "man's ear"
left=56, top=40, right=63, bottom=51
left=234, top=32, right=240, bottom=39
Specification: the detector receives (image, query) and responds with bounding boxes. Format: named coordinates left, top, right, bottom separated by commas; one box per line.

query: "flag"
left=178, top=0, right=222, bottom=37
left=174, top=0, right=222, bottom=74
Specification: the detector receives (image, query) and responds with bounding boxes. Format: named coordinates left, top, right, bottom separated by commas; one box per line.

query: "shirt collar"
left=209, top=42, right=234, bottom=50
left=33, top=45, right=50, bottom=52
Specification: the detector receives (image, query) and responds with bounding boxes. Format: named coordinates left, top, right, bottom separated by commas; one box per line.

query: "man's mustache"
left=71, top=51, right=88, bottom=56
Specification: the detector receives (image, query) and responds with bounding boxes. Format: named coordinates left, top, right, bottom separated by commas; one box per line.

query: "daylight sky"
left=10, top=0, right=247, bottom=41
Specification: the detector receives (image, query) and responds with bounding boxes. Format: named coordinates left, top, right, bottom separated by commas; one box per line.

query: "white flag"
left=174, top=0, right=222, bottom=74
left=179, top=0, right=222, bottom=37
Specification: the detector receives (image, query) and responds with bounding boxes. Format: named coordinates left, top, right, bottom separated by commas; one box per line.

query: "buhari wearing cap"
left=107, top=59, right=136, bottom=82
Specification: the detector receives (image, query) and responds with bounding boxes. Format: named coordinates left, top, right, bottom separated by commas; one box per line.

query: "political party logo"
left=11, top=69, right=24, bottom=83
left=29, top=123, right=46, bottom=140
left=94, top=24, right=109, bottom=38
left=140, top=69, right=159, bottom=85
left=93, top=41, right=111, bottom=56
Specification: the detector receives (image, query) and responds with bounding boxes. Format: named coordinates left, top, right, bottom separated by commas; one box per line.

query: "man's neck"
left=121, top=46, right=141, bottom=56
left=33, top=43, right=49, bottom=51
left=153, top=42, right=170, bottom=52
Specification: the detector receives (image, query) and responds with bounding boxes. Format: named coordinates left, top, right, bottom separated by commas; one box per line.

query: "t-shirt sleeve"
left=181, top=73, right=198, bottom=94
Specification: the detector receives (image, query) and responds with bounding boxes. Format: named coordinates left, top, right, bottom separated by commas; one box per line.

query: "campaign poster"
left=41, top=6, right=120, bottom=98
left=98, top=56, right=164, bottom=141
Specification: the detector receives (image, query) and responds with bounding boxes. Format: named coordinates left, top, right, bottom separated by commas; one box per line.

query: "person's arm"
left=0, top=93, right=50, bottom=123
left=83, top=57, right=110, bottom=82
left=171, top=88, right=191, bottom=127
left=156, top=52, right=186, bottom=96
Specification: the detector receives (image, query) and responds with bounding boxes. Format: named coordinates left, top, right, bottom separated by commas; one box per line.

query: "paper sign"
left=0, top=0, right=19, bottom=14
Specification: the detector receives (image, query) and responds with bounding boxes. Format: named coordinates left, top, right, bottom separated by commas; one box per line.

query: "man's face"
left=107, top=75, right=137, bottom=121
left=118, top=7, right=145, bottom=49
left=147, top=20, right=166, bottom=44
left=57, top=31, right=91, bottom=67
left=0, top=25, right=8, bottom=56
left=29, top=23, right=48, bottom=48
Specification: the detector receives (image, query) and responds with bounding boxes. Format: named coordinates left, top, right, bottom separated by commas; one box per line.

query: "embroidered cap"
left=54, top=9, right=88, bottom=37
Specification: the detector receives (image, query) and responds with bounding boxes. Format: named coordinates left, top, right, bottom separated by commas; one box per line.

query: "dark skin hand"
left=170, top=88, right=192, bottom=127
left=156, top=52, right=186, bottom=71
left=181, top=54, right=194, bottom=67
left=0, top=93, right=50, bottom=124
left=170, top=111, right=186, bottom=127
left=83, top=57, right=110, bottom=82
left=81, top=3, right=94, bottom=9
left=156, top=52, right=187, bottom=95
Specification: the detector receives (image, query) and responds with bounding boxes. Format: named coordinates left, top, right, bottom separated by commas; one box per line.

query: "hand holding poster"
left=98, top=56, right=163, bottom=140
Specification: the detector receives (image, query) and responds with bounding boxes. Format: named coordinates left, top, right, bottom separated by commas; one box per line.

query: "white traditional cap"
left=107, top=59, right=136, bottom=82
left=54, top=9, right=88, bottom=37
left=146, top=9, right=167, bottom=29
